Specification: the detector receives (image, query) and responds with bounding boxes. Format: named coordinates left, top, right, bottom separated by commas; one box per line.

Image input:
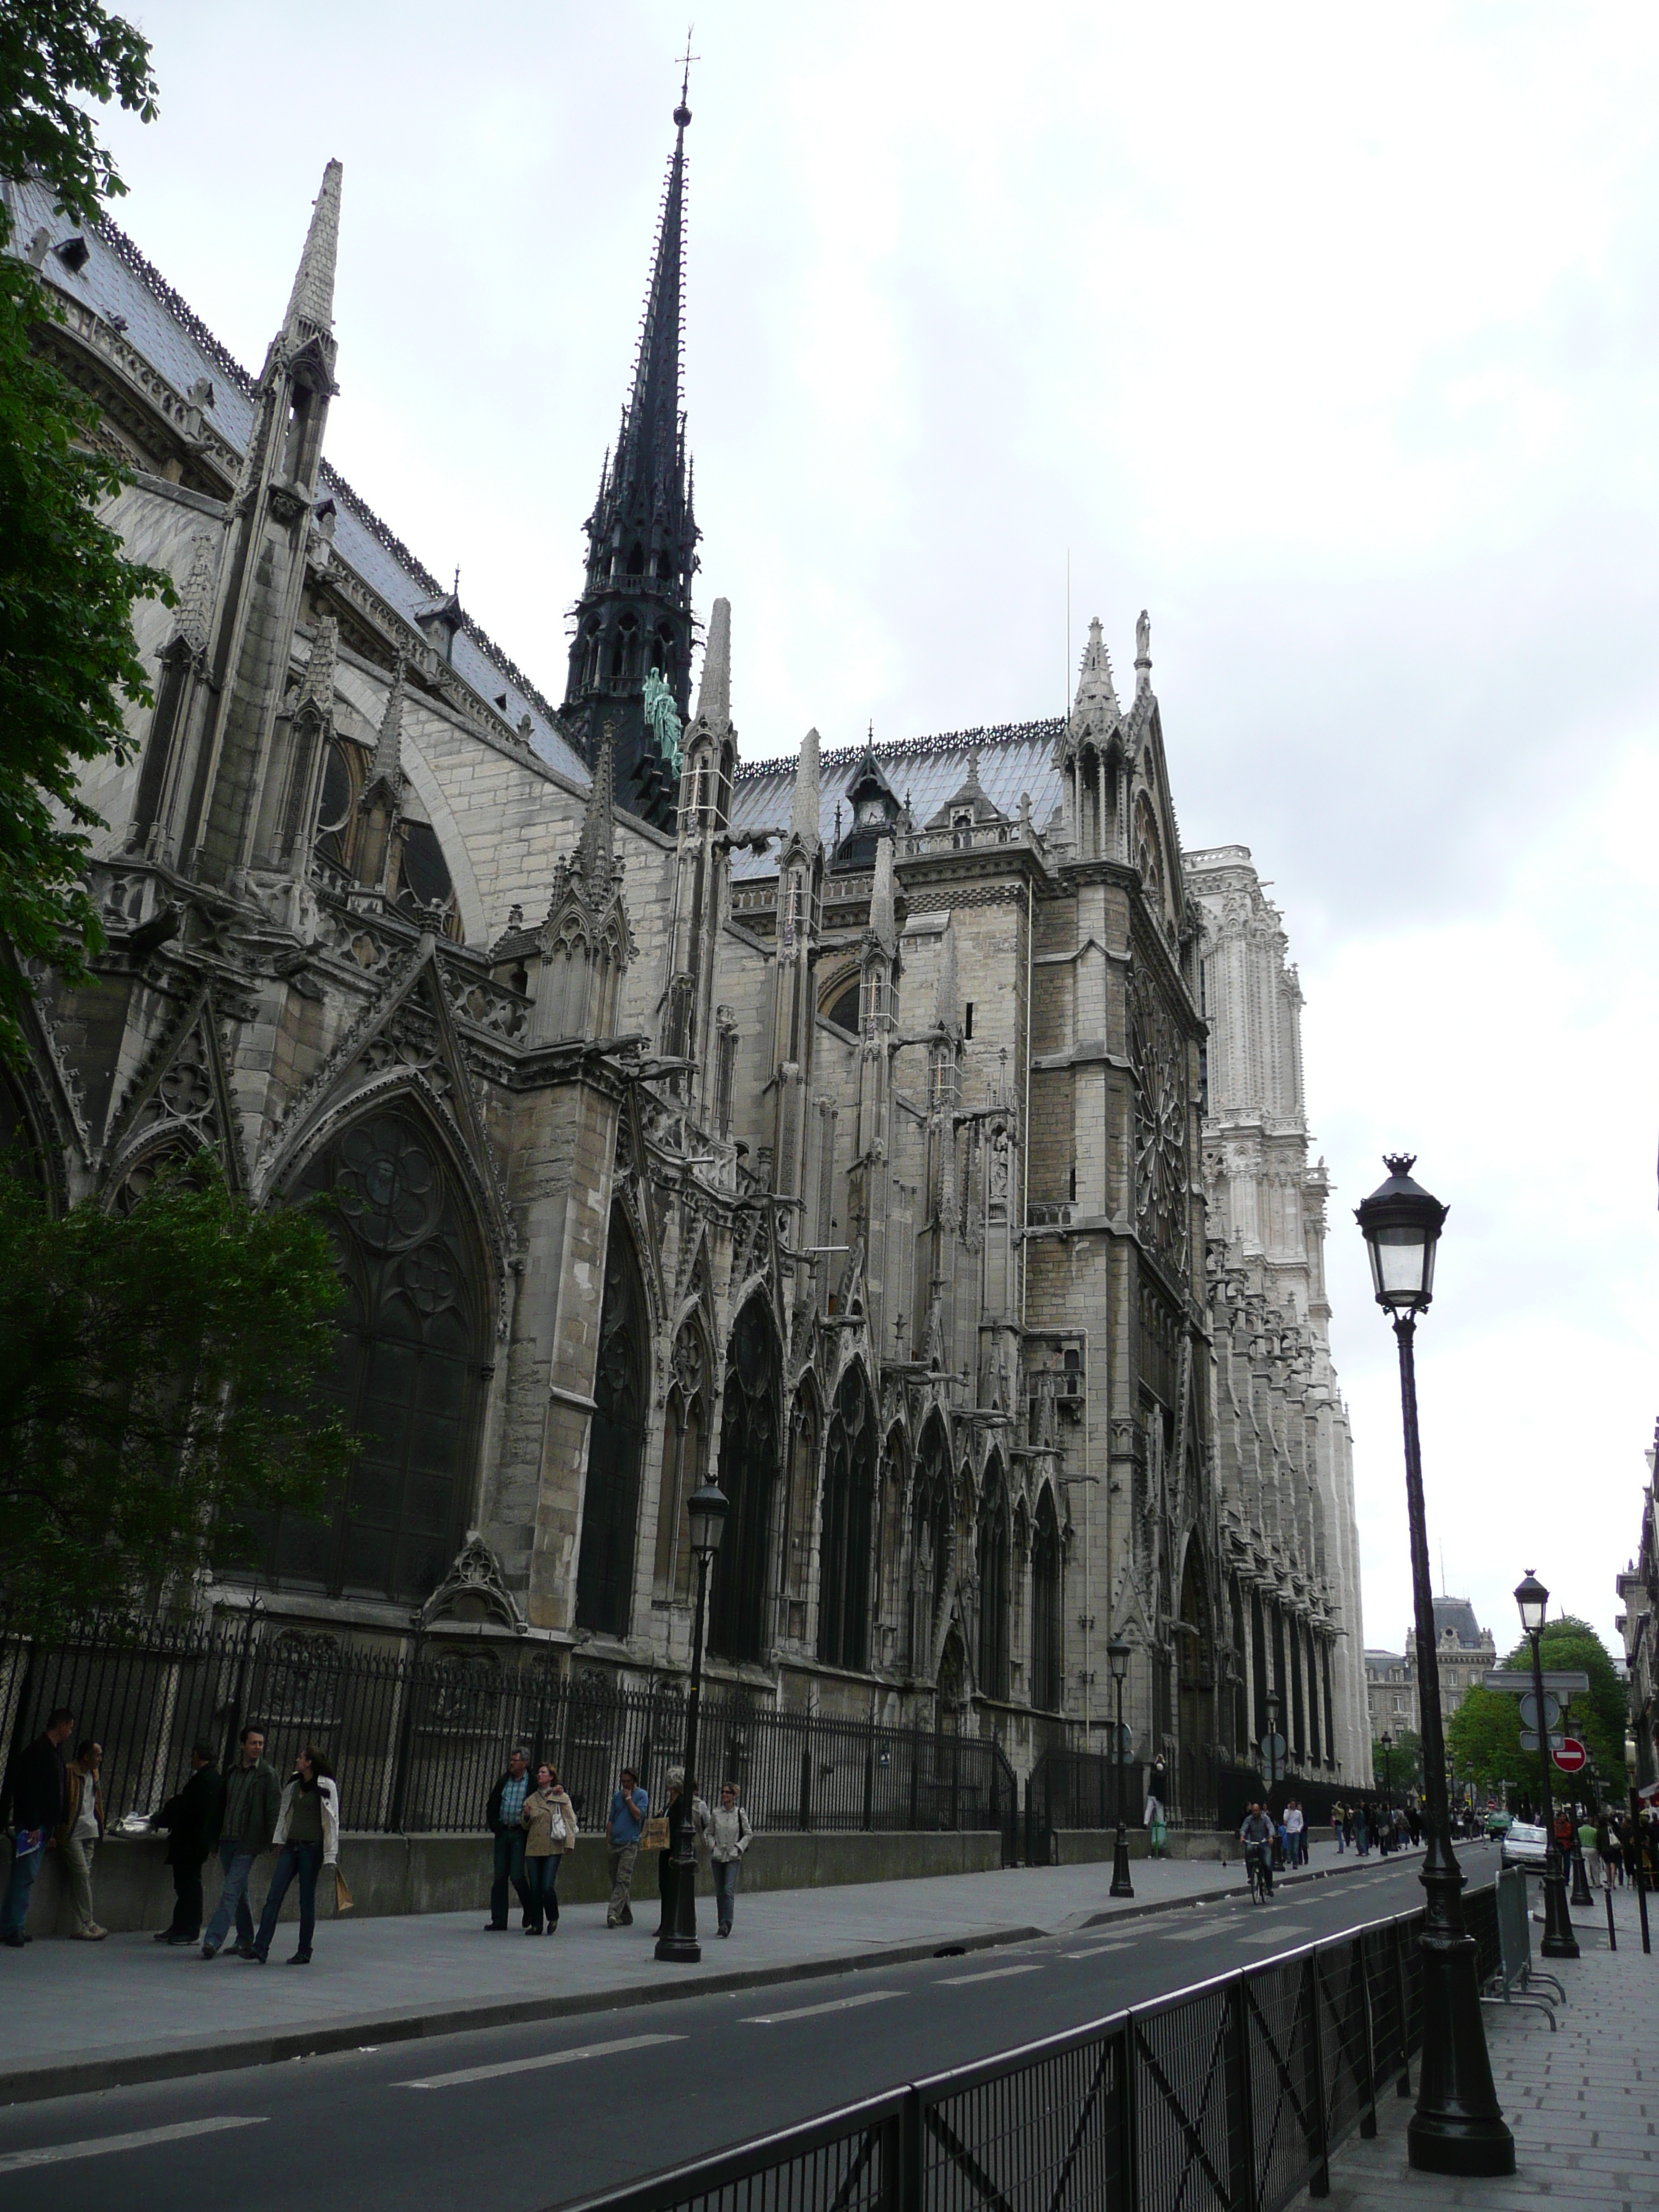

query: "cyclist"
left=1240, top=1802, right=1275, bottom=1899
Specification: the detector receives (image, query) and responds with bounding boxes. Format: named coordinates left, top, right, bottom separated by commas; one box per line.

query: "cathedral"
left=0, top=96, right=1370, bottom=1817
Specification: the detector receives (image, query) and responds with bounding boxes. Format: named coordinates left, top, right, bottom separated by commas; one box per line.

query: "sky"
left=98, top=1, right=1659, bottom=1667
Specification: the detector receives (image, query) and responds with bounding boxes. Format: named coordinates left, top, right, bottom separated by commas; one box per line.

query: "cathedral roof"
left=727, top=720, right=1064, bottom=880
left=4, top=174, right=588, bottom=787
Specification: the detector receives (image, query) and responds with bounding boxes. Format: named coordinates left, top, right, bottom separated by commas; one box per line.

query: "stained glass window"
left=817, top=1364, right=875, bottom=1672
left=575, top=1213, right=648, bottom=1637
left=710, top=1296, right=780, bottom=1665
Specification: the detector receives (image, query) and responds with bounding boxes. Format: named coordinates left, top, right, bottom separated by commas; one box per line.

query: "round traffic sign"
left=1551, top=1737, right=1587, bottom=1774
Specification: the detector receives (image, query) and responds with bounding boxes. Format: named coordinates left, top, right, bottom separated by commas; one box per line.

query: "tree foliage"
left=0, top=2, right=170, bottom=1061
left=1447, top=1617, right=1627, bottom=1794
left=0, top=1164, right=353, bottom=1635
left=1370, top=1727, right=1423, bottom=1792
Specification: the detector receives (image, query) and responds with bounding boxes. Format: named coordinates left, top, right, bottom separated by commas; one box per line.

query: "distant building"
left=1614, top=1426, right=1658, bottom=1794
left=1365, top=1648, right=1416, bottom=1740
left=1363, top=1597, right=1496, bottom=1746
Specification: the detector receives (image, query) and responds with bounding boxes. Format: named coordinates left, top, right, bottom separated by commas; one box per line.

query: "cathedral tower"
left=563, top=85, right=699, bottom=830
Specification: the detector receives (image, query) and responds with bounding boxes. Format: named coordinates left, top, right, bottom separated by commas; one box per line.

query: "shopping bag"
left=334, top=1865, right=354, bottom=1915
left=641, top=1815, right=670, bottom=1853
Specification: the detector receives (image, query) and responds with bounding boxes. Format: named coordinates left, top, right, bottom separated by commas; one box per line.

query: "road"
left=0, top=1845, right=1486, bottom=2209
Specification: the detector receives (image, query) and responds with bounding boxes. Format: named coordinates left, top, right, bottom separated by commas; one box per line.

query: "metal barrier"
left=0, top=1617, right=1017, bottom=1860
left=557, top=1904, right=1432, bottom=2212
left=1480, top=1866, right=1562, bottom=2025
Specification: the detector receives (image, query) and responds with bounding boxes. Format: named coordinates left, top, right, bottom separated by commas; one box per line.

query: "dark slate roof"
left=1431, top=1598, right=1486, bottom=1650
left=727, top=720, right=1065, bottom=882
left=5, top=176, right=588, bottom=786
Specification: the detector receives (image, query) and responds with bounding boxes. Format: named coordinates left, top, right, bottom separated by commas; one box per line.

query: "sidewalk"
left=0, top=1838, right=1380, bottom=2106
left=1297, top=1882, right=1657, bottom=2210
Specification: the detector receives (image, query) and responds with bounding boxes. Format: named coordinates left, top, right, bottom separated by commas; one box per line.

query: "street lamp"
left=1357, top=1156, right=1514, bottom=2178
left=656, top=1477, right=729, bottom=1965
left=1514, top=1569, right=1579, bottom=1961
left=1380, top=1731, right=1394, bottom=1851
left=1107, top=1639, right=1133, bottom=1899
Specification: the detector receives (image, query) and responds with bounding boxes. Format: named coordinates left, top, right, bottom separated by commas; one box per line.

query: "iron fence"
left=557, top=1902, right=1435, bottom=2212
left=0, top=1617, right=1017, bottom=1859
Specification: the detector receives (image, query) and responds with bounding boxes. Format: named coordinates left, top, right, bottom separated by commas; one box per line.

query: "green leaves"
left=0, top=1, right=158, bottom=238
left=0, top=1163, right=353, bottom=1635
left=1447, top=1617, right=1628, bottom=1791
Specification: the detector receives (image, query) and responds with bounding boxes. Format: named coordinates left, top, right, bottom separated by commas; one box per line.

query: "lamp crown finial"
left=1382, top=1151, right=1416, bottom=1178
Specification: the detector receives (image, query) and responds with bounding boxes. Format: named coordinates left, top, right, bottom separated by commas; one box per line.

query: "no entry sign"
left=1551, top=1737, right=1588, bottom=1775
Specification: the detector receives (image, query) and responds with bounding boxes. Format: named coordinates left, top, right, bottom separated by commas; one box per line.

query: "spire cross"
left=675, top=26, right=699, bottom=124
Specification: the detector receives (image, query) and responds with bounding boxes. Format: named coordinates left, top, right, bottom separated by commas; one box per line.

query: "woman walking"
left=704, top=1783, right=753, bottom=1938
left=520, top=1763, right=577, bottom=1934
left=248, top=1747, right=338, bottom=1965
left=57, top=1740, right=106, bottom=1940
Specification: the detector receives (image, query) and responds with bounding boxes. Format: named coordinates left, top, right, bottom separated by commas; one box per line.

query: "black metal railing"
left=0, top=1617, right=1017, bottom=1860
left=556, top=1903, right=1434, bottom=2212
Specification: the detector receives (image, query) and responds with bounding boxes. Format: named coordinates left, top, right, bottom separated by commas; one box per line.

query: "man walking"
left=1284, top=1799, right=1305, bottom=1867
left=484, top=1748, right=534, bottom=1932
left=156, top=1742, right=225, bottom=1945
left=606, top=1766, right=648, bottom=1928
left=1, top=1706, right=74, bottom=1948
left=202, top=1725, right=280, bottom=1959
left=57, top=1739, right=107, bottom=1939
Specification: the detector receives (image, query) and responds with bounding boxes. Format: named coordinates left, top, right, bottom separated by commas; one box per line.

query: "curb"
left=0, top=1920, right=1045, bottom=2110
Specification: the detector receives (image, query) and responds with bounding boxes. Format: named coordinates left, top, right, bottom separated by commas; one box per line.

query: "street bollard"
left=1605, top=1884, right=1617, bottom=1952
left=1639, top=1871, right=1652, bottom=1956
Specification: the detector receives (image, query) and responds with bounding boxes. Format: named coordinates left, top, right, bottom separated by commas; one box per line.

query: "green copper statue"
left=642, top=666, right=683, bottom=777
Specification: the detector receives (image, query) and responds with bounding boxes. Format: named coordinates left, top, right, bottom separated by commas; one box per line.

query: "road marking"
left=1162, top=1925, right=1218, bottom=1941
left=937, top=1961, right=1043, bottom=1986
left=0, top=2117, right=265, bottom=2174
left=1236, top=1925, right=1311, bottom=1944
left=743, top=1990, right=904, bottom=2024
left=1064, top=1940, right=1138, bottom=1958
left=396, top=2031, right=683, bottom=2089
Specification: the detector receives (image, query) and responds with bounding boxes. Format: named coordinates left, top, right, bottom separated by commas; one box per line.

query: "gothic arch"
left=976, top=1455, right=1011, bottom=1701
left=817, top=1358, right=876, bottom=1673
left=1030, top=1483, right=1062, bottom=1712
left=575, top=1207, right=649, bottom=1638
left=909, top=1412, right=953, bottom=1673
left=780, top=1371, right=822, bottom=1632
left=1177, top=1533, right=1217, bottom=1823
left=652, top=1311, right=709, bottom=1603
left=710, top=1292, right=781, bottom=1665
left=253, top=1097, right=493, bottom=1605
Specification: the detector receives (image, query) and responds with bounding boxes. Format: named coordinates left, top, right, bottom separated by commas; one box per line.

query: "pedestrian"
left=1355, top=1802, right=1370, bottom=1856
left=1406, top=1803, right=1422, bottom=1848
left=520, top=1763, right=577, bottom=1935
left=1595, top=1812, right=1616, bottom=1891
left=1143, top=1757, right=1166, bottom=1833
left=1332, top=1799, right=1346, bottom=1854
left=606, top=1765, right=649, bottom=1928
left=56, top=1739, right=107, bottom=1940
left=1285, top=1799, right=1305, bottom=1867
left=1578, top=1814, right=1601, bottom=1894
left=704, top=1782, right=752, bottom=1938
left=655, top=1767, right=686, bottom=1941
left=0, top=1705, right=74, bottom=1948
left=1239, top=1802, right=1275, bottom=1897
left=247, top=1745, right=338, bottom=1966
left=201, top=1723, right=282, bottom=1960
left=484, top=1747, right=534, bottom=1932
left=156, top=1741, right=225, bottom=1945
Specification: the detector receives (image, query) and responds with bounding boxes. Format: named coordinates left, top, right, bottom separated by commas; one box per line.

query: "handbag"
left=334, top=1865, right=354, bottom=1915
left=641, top=1814, right=670, bottom=1852
left=549, top=1807, right=567, bottom=1846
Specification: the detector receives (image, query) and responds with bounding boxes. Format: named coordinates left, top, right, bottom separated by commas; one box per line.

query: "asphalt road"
left=0, top=1845, right=1487, bottom=2211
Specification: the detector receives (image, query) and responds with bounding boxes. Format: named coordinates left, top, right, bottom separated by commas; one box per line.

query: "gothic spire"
left=297, top=614, right=338, bottom=716
left=868, top=832, right=897, bottom=957
left=789, top=727, right=822, bottom=853
left=171, top=531, right=219, bottom=657
left=575, top=722, right=619, bottom=891
left=935, top=914, right=960, bottom=1034
left=692, top=596, right=732, bottom=739
left=1073, top=616, right=1120, bottom=719
left=282, top=160, right=342, bottom=343
left=363, top=660, right=405, bottom=799
left=615, top=97, right=689, bottom=516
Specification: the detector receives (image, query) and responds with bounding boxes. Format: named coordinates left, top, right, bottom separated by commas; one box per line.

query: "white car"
left=1500, top=1820, right=1550, bottom=1869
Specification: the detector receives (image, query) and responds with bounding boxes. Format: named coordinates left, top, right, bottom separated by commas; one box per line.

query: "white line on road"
left=1161, top=1925, right=1218, bottom=1941
left=396, top=2031, right=683, bottom=2089
left=742, top=1990, right=905, bottom=2024
left=937, top=1962, right=1044, bottom=1986
left=1236, top=1925, right=1310, bottom=1944
left=1064, top=1941, right=1138, bottom=1959
left=0, top=2117, right=265, bottom=2175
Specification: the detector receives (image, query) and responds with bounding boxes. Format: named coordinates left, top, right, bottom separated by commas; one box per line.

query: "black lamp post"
left=1357, top=1155, right=1514, bottom=2177
left=1107, top=1638, right=1133, bottom=1899
left=656, top=1477, right=729, bottom=1965
left=1380, top=1731, right=1394, bottom=1852
left=1514, top=1570, right=1579, bottom=1961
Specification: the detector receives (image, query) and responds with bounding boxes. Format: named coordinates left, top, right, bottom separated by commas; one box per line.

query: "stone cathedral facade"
left=1, top=106, right=1368, bottom=1815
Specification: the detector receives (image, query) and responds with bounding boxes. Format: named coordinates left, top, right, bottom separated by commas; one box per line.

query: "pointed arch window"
left=652, top=1320, right=707, bottom=1603
left=711, top=1296, right=780, bottom=1665
left=252, top=1109, right=487, bottom=1605
left=780, top=1385, right=821, bottom=1637
left=575, top=1211, right=648, bottom=1637
left=817, top=1365, right=876, bottom=1673
left=976, top=1470, right=1010, bottom=1700
left=1030, top=1489, right=1061, bottom=1712
left=909, top=1417, right=952, bottom=1674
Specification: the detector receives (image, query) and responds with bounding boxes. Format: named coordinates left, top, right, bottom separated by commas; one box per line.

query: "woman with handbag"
left=520, top=1763, right=577, bottom=1934
left=248, top=1746, right=339, bottom=1966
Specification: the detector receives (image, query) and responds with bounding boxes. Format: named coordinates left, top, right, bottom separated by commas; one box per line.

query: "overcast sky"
left=103, top=2, right=1658, bottom=1673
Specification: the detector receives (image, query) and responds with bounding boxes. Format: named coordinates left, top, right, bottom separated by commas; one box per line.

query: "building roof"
left=1430, top=1597, right=1487, bottom=1650
left=727, top=721, right=1065, bottom=881
left=4, top=174, right=588, bottom=786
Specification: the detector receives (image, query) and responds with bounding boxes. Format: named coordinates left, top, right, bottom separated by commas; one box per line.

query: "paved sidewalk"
left=1297, top=1882, right=1657, bottom=2210
left=0, top=1838, right=1381, bottom=2104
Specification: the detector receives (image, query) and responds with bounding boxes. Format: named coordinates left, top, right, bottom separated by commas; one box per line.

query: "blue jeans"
left=491, top=1829, right=531, bottom=1928
left=1, top=1833, right=44, bottom=1936
left=254, top=1842, right=323, bottom=1959
left=714, top=1858, right=739, bottom=1934
left=523, top=1853, right=562, bottom=1932
left=202, top=1841, right=258, bottom=1951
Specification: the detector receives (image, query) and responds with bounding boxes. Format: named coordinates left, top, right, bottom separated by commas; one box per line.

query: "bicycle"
left=1245, top=1843, right=1272, bottom=1905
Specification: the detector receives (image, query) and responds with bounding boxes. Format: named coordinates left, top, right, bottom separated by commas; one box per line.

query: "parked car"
left=1500, top=1820, right=1549, bottom=1869
left=1485, top=1810, right=1514, bottom=1838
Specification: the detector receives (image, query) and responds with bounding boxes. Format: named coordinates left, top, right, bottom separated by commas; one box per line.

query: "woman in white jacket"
left=248, top=1747, right=339, bottom=1966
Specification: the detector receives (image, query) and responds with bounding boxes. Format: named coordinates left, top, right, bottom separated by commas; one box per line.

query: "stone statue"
left=1136, top=608, right=1151, bottom=663
left=642, top=665, right=683, bottom=776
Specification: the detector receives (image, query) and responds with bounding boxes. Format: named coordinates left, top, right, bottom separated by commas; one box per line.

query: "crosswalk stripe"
left=938, top=1961, right=1043, bottom=1986
left=742, top=1990, right=904, bottom=2023
left=396, top=2031, right=683, bottom=2089
left=0, top=2117, right=265, bottom=2174
left=1064, top=1940, right=1138, bottom=1959
left=1236, top=1925, right=1310, bottom=1943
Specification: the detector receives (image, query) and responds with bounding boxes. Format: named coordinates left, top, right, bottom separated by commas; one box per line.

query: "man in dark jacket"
left=1, top=1706, right=75, bottom=1947
left=484, top=1748, right=533, bottom=1932
left=201, top=1726, right=282, bottom=1960
left=156, top=1742, right=225, bottom=1946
